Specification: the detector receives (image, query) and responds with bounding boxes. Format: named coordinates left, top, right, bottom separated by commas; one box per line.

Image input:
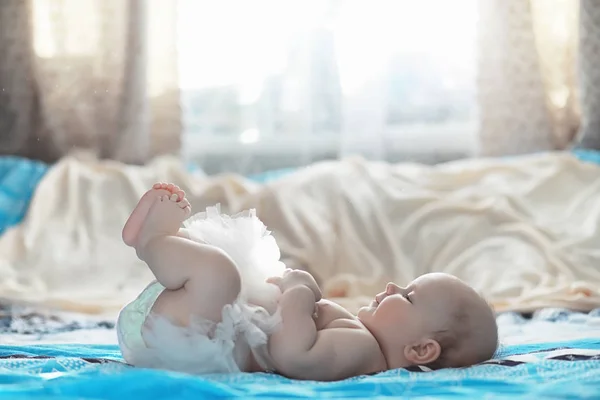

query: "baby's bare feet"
left=136, top=193, right=192, bottom=249
left=122, top=182, right=191, bottom=247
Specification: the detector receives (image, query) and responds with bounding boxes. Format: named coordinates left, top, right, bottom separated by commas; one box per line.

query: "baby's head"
left=358, top=272, right=498, bottom=370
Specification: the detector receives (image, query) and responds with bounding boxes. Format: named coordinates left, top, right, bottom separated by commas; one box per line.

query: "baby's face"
left=358, top=273, right=476, bottom=355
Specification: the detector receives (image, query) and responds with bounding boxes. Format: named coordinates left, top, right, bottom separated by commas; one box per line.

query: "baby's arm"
left=270, top=300, right=378, bottom=381
left=268, top=285, right=319, bottom=367
left=290, top=328, right=379, bottom=381
left=268, top=280, right=379, bottom=381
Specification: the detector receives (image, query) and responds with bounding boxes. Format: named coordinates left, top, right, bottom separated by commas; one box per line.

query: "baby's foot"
left=136, top=193, right=192, bottom=249
left=122, top=183, right=191, bottom=247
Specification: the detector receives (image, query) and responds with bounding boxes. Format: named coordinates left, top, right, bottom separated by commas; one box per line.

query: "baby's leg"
left=123, top=183, right=188, bottom=247
left=135, top=194, right=241, bottom=323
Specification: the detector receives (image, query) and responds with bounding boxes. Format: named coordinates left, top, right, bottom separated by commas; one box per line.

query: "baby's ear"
left=404, top=339, right=441, bottom=365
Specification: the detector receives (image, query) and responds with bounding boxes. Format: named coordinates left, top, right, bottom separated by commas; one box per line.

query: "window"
left=177, top=0, right=478, bottom=172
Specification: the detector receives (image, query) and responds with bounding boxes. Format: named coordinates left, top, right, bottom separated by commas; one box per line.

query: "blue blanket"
left=0, top=309, right=599, bottom=399
left=0, top=339, right=598, bottom=399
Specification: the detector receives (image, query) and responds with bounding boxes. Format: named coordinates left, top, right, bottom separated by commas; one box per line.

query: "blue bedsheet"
left=0, top=339, right=597, bottom=399
left=0, top=309, right=599, bottom=399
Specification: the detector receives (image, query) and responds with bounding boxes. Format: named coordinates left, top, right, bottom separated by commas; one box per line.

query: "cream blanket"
left=0, top=151, right=599, bottom=316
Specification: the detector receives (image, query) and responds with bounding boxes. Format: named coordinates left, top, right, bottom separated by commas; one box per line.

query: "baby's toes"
left=178, top=198, right=191, bottom=209
left=179, top=199, right=191, bottom=216
left=175, top=189, right=185, bottom=201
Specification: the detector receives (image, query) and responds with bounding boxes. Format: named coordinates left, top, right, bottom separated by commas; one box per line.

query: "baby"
left=117, top=183, right=498, bottom=381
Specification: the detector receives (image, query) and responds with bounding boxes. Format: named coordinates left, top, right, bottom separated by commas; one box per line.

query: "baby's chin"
left=357, top=301, right=377, bottom=319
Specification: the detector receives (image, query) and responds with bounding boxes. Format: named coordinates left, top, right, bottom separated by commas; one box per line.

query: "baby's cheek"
left=381, top=297, right=408, bottom=320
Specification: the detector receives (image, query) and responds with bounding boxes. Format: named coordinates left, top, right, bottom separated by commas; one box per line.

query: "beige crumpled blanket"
left=0, top=151, right=599, bottom=317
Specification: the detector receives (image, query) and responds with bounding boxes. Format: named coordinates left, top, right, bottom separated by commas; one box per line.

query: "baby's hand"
left=267, top=269, right=322, bottom=301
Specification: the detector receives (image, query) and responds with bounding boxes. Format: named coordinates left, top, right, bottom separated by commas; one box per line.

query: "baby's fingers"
left=266, top=276, right=283, bottom=286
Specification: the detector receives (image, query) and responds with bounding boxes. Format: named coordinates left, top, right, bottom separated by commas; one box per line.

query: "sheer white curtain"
left=177, top=0, right=478, bottom=174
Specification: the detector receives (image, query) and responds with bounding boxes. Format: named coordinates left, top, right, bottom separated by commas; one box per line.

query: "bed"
left=0, top=151, right=599, bottom=399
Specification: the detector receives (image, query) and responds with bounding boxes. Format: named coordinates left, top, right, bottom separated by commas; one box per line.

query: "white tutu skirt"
left=117, top=206, right=286, bottom=374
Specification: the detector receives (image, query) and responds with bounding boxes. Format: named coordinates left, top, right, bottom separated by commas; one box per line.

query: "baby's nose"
left=386, top=282, right=400, bottom=294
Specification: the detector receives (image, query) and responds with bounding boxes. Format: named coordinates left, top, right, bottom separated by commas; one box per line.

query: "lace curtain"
left=577, top=0, right=600, bottom=150
left=0, top=0, right=180, bottom=164
left=477, top=0, right=580, bottom=156
left=478, top=0, right=600, bottom=156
